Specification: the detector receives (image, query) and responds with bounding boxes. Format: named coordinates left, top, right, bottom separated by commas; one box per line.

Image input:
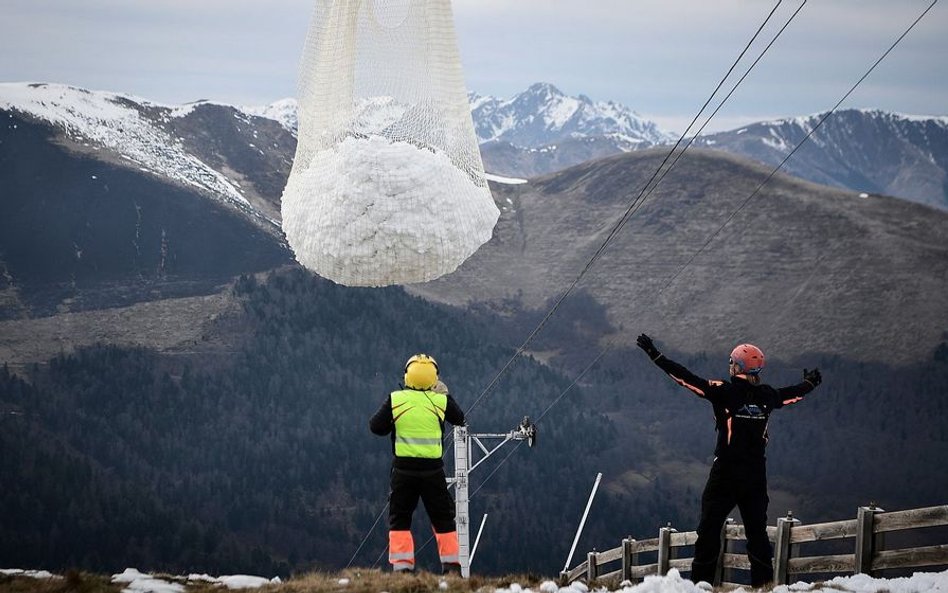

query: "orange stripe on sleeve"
left=670, top=374, right=706, bottom=397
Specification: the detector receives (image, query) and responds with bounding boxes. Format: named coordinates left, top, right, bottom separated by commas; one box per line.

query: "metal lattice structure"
left=450, top=419, right=536, bottom=577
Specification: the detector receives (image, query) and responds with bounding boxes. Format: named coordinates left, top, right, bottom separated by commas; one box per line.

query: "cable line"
left=449, top=0, right=938, bottom=508
left=463, top=0, right=788, bottom=420
left=345, top=2, right=794, bottom=568
left=610, top=1, right=807, bottom=243
left=345, top=502, right=388, bottom=569
left=657, top=0, right=938, bottom=295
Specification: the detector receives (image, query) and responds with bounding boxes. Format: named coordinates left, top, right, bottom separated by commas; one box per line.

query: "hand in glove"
left=803, top=368, right=822, bottom=387
left=636, top=334, right=662, bottom=360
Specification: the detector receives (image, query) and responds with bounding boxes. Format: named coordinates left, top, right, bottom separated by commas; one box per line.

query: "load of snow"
left=282, top=135, right=498, bottom=286
left=0, top=83, right=249, bottom=209
left=285, top=0, right=496, bottom=287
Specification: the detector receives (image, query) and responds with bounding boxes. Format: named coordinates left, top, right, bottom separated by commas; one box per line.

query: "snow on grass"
left=0, top=569, right=60, bottom=579
left=496, top=569, right=948, bottom=593
left=0, top=82, right=249, bottom=208
left=5, top=568, right=948, bottom=593
left=109, top=568, right=282, bottom=592
left=113, top=568, right=185, bottom=593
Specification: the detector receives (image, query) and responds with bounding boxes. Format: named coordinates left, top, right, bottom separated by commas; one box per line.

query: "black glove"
left=637, top=334, right=661, bottom=360
left=803, top=368, right=822, bottom=387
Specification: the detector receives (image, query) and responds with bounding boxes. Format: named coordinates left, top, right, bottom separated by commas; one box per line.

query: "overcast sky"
left=1, top=0, right=944, bottom=134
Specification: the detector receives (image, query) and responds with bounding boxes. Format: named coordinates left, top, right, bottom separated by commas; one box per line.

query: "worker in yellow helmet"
left=369, top=354, right=465, bottom=574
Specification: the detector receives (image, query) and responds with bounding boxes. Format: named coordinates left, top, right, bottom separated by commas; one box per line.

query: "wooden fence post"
left=774, top=511, right=800, bottom=585
left=855, top=504, right=884, bottom=575
left=558, top=571, right=569, bottom=586
left=714, top=517, right=734, bottom=586
left=658, top=524, right=675, bottom=575
left=622, top=536, right=637, bottom=582
left=586, top=550, right=598, bottom=582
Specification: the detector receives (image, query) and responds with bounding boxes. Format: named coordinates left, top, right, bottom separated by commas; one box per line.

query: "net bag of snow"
left=282, top=0, right=499, bottom=287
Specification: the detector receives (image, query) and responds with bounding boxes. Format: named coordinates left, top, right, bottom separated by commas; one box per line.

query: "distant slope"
left=2, top=83, right=946, bottom=363
left=0, top=82, right=296, bottom=230
left=695, top=109, right=948, bottom=211
left=412, top=149, right=948, bottom=365
left=470, top=82, right=672, bottom=149
left=0, top=109, right=291, bottom=317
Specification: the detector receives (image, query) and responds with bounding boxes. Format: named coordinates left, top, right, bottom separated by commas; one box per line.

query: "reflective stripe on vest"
left=391, top=389, right=446, bottom=459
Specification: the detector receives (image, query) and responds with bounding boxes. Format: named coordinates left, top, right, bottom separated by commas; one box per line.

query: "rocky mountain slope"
left=2, top=82, right=946, bottom=366
left=695, top=109, right=948, bottom=211
left=0, top=84, right=293, bottom=319
left=2, top=83, right=947, bottom=577
left=411, top=149, right=948, bottom=365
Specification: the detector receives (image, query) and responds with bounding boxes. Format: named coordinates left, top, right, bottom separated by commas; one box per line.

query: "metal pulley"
left=517, top=416, right=538, bottom=448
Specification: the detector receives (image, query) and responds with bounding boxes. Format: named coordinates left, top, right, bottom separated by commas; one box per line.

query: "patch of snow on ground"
left=112, top=568, right=184, bottom=593
left=0, top=569, right=59, bottom=579
left=108, top=569, right=280, bottom=593
left=218, top=575, right=282, bottom=589
left=486, top=172, right=528, bottom=185
left=495, top=569, right=948, bottom=593
left=762, top=128, right=791, bottom=152
left=0, top=82, right=249, bottom=208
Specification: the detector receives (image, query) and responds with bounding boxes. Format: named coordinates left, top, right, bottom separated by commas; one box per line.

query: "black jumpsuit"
left=650, top=354, right=813, bottom=586
left=369, top=390, right=466, bottom=571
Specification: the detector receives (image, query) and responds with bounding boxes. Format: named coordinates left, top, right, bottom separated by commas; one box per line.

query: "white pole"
left=454, top=426, right=471, bottom=578
left=563, top=472, right=603, bottom=573
left=469, top=513, right=488, bottom=565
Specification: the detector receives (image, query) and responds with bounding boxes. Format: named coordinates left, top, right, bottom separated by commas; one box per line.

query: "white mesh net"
left=282, top=0, right=499, bottom=287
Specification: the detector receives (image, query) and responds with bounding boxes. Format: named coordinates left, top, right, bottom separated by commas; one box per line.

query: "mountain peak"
left=525, top=82, right=564, bottom=97
left=471, top=82, right=673, bottom=149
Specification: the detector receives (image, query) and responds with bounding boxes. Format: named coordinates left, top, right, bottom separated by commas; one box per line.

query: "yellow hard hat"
left=404, top=354, right=439, bottom=390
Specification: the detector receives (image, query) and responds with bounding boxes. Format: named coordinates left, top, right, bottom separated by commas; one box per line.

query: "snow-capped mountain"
left=469, top=82, right=674, bottom=149
left=0, top=84, right=250, bottom=214
left=694, top=109, right=948, bottom=210
left=244, top=97, right=298, bottom=135
left=4, top=82, right=947, bottom=220
left=0, top=82, right=297, bottom=231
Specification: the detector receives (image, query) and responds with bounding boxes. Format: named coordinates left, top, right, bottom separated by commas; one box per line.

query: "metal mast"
left=449, top=417, right=536, bottom=577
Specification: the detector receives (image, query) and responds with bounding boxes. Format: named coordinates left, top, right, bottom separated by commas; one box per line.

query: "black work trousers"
left=690, top=459, right=773, bottom=587
left=389, top=467, right=456, bottom=533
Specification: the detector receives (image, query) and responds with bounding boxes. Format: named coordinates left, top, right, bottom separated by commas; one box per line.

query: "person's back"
left=637, top=334, right=821, bottom=587
left=369, top=354, right=464, bottom=574
left=704, top=375, right=793, bottom=463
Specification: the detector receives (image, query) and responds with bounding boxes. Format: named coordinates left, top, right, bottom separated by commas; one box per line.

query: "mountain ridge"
left=2, top=81, right=946, bottom=364
left=4, top=81, right=945, bottom=210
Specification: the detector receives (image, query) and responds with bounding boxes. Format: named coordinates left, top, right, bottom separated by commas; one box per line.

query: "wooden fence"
left=560, top=504, right=948, bottom=587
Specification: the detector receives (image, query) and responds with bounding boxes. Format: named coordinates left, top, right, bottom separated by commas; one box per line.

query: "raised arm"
left=637, top=334, right=722, bottom=400
left=776, top=368, right=822, bottom=407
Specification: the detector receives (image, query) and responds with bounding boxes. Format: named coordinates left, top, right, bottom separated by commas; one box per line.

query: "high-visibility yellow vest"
left=391, top=389, right=447, bottom=458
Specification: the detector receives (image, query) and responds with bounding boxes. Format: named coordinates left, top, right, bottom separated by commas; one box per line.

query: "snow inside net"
left=283, top=0, right=499, bottom=287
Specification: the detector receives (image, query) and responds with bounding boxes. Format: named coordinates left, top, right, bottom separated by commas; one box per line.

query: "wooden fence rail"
left=560, top=504, right=948, bottom=587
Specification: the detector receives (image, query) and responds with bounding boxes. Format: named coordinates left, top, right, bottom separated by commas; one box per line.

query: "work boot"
left=441, top=563, right=462, bottom=576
